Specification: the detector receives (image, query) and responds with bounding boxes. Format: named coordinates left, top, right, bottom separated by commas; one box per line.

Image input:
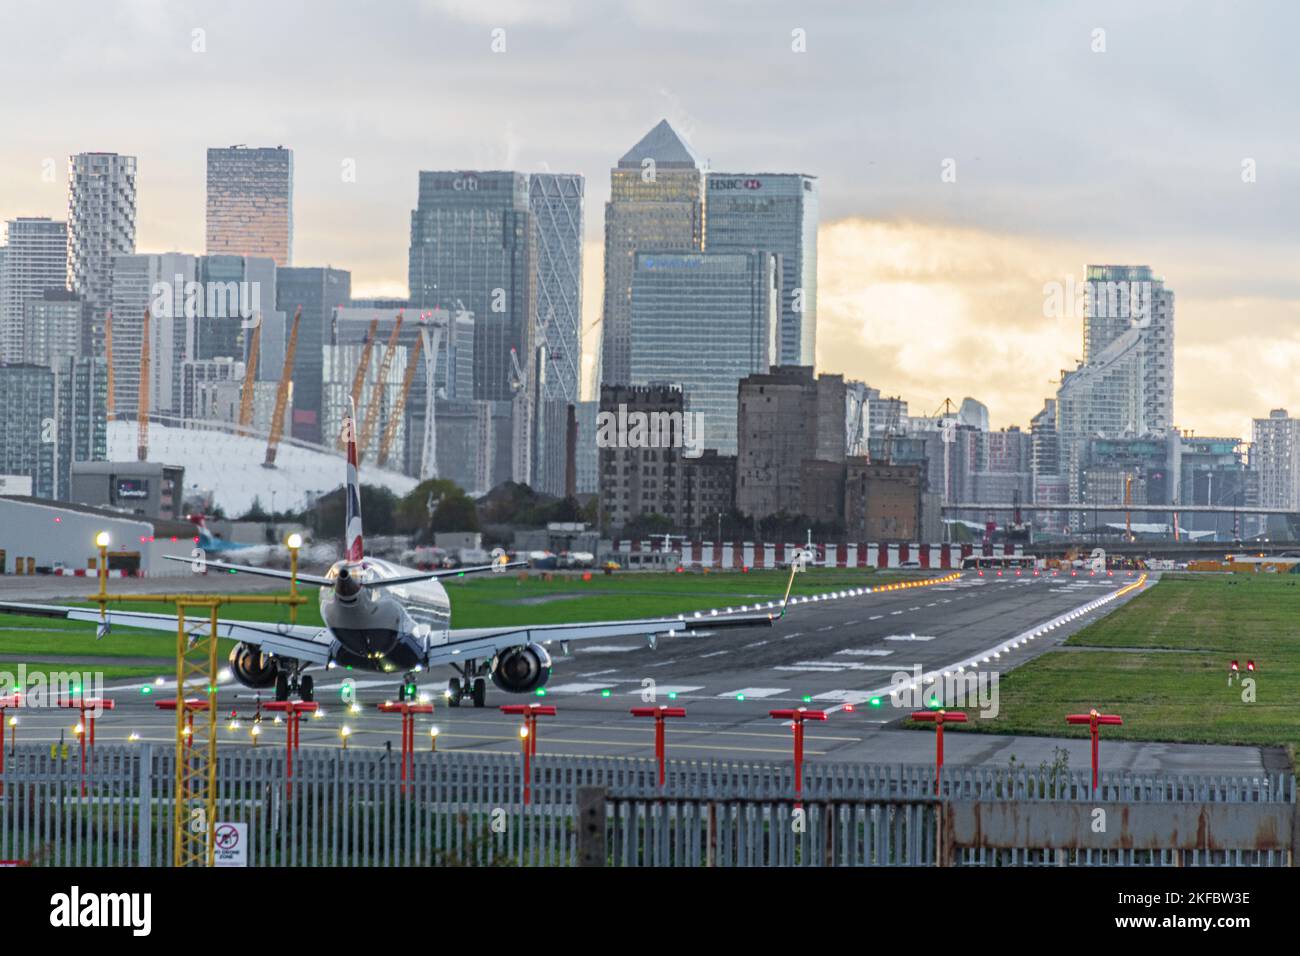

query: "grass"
left=940, top=573, right=1300, bottom=748
left=0, top=567, right=912, bottom=676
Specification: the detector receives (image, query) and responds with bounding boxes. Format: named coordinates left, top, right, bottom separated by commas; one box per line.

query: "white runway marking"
left=890, top=610, right=903, bottom=616
left=869, top=615, right=883, bottom=621
left=777, top=663, right=900, bottom=672
left=813, top=690, right=877, bottom=705
left=884, top=634, right=935, bottom=642
left=742, top=640, right=768, bottom=649
left=575, top=645, right=640, bottom=653
left=632, top=685, right=702, bottom=697
left=546, top=682, right=617, bottom=694
left=699, top=650, right=730, bottom=658
left=833, top=648, right=894, bottom=656
left=717, top=687, right=788, bottom=699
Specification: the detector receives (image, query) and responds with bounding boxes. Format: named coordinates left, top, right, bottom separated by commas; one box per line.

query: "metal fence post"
left=576, top=786, right=606, bottom=867
left=138, top=743, right=152, bottom=867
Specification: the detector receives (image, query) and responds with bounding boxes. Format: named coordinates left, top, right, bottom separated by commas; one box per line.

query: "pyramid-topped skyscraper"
left=599, top=120, right=705, bottom=388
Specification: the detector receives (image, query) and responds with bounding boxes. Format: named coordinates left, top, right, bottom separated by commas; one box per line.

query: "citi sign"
left=710, top=178, right=762, bottom=190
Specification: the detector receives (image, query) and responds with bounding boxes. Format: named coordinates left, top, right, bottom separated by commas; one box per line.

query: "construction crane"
left=339, top=317, right=380, bottom=449
left=358, top=312, right=404, bottom=462
left=263, top=306, right=302, bottom=468
left=238, top=319, right=261, bottom=433
left=104, top=311, right=115, bottom=421
left=377, top=332, right=424, bottom=468
left=137, top=308, right=150, bottom=461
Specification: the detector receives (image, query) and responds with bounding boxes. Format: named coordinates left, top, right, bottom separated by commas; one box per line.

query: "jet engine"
left=490, top=643, right=552, bottom=694
left=228, top=643, right=278, bottom=689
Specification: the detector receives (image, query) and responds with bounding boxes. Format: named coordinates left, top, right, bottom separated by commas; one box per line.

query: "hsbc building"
left=706, top=173, right=818, bottom=366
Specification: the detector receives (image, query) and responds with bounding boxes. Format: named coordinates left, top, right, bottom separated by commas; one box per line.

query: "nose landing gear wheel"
left=471, top=678, right=486, bottom=708
left=299, top=675, right=314, bottom=703
left=274, top=673, right=290, bottom=702
left=446, top=678, right=462, bottom=707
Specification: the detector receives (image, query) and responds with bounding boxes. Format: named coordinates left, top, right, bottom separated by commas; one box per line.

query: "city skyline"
left=0, top=1, right=1296, bottom=441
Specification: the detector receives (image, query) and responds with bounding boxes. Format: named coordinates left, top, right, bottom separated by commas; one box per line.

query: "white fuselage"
left=318, top=558, right=452, bottom=671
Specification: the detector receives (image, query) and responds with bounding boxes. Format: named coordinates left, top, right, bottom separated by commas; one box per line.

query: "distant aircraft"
left=0, top=405, right=796, bottom=707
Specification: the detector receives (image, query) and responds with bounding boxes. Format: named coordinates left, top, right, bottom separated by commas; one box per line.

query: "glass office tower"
left=629, top=250, right=778, bottom=454
left=705, top=173, right=818, bottom=366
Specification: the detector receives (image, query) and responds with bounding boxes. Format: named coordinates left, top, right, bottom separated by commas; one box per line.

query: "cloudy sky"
left=2, top=0, right=1297, bottom=438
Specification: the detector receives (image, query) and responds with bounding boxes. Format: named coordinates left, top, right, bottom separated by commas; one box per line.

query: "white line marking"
left=717, top=687, right=788, bottom=699
left=834, top=648, right=894, bottom=656
left=884, top=634, right=935, bottom=642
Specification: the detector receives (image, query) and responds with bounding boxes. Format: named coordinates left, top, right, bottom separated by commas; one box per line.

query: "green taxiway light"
left=140, top=686, right=152, bottom=695
left=535, top=689, right=546, bottom=697
left=802, top=695, right=812, bottom=703
left=667, top=692, right=677, bottom=700
left=600, top=689, right=611, bottom=698
left=736, top=694, right=745, bottom=701
left=870, top=697, right=882, bottom=707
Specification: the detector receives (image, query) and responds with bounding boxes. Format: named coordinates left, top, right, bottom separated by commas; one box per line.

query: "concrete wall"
left=0, top=498, right=196, bottom=576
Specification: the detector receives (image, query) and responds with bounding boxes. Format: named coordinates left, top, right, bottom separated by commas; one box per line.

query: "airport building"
left=0, top=496, right=197, bottom=576
left=205, top=146, right=294, bottom=266
left=706, top=173, right=818, bottom=366
left=68, top=460, right=185, bottom=520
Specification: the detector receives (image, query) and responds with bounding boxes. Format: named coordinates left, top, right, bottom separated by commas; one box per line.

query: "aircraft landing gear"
left=274, top=666, right=312, bottom=703
left=446, top=661, right=487, bottom=708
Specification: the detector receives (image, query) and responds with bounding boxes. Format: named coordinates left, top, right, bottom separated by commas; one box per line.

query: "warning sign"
left=213, top=822, right=248, bottom=867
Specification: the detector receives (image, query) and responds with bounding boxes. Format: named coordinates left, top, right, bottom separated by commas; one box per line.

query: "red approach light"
left=844, top=703, right=855, bottom=712
left=1230, top=660, right=1239, bottom=672
left=1247, top=660, right=1257, bottom=672
left=54, top=516, right=61, bottom=523
left=978, top=571, right=984, bottom=577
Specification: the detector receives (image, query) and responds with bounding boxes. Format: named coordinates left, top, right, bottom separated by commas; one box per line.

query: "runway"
left=8, top=569, right=1258, bottom=775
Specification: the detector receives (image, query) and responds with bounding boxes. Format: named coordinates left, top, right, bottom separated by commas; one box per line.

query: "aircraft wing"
left=0, top=601, right=333, bottom=665
left=430, top=606, right=781, bottom=665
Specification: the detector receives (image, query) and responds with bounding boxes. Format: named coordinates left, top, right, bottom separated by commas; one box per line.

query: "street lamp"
left=94, top=532, right=110, bottom=637
left=285, top=533, right=303, bottom=623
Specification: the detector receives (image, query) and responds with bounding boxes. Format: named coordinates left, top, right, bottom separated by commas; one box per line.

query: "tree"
left=431, top=494, right=480, bottom=533
left=397, top=479, right=467, bottom=534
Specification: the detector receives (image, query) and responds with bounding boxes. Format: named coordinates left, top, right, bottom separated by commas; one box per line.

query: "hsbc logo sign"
left=710, top=178, right=763, bottom=190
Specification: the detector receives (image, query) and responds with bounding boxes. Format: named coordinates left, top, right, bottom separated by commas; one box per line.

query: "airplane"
left=0, top=407, right=801, bottom=708
left=188, top=514, right=335, bottom=566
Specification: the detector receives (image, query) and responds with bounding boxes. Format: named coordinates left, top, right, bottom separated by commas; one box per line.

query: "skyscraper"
left=55, top=355, right=108, bottom=500
left=600, top=121, right=705, bottom=388
left=0, top=363, right=57, bottom=498
left=629, top=250, right=779, bottom=454
left=68, top=153, right=137, bottom=327
left=528, top=173, right=584, bottom=403
left=705, top=173, right=818, bottom=366
left=110, top=252, right=198, bottom=418
left=276, top=266, right=351, bottom=444
left=24, top=289, right=89, bottom=368
left=206, top=146, right=294, bottom=266
left=1252, top=409, right=1300, bottom=511
left=1, top=217, right=68, bottom=363
left=408, top=171, right=536, bottom=403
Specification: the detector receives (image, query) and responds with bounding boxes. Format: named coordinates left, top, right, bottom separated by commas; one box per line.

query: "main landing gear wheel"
left=471, top=678, right=486, bottom=708
left=446, top=678, right=462, bottom=707
left=299, top=675, right=314, bottom=703
left=274, top=673, right=290, bottom=703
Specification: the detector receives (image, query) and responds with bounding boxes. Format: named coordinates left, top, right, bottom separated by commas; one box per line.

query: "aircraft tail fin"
left=344, top=398, right=364, bottom=562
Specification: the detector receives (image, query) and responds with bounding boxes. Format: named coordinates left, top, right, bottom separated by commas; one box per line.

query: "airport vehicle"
left=0, top=408, right=795, bottom=708
left=959, top=553, right=1038, bottom=572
